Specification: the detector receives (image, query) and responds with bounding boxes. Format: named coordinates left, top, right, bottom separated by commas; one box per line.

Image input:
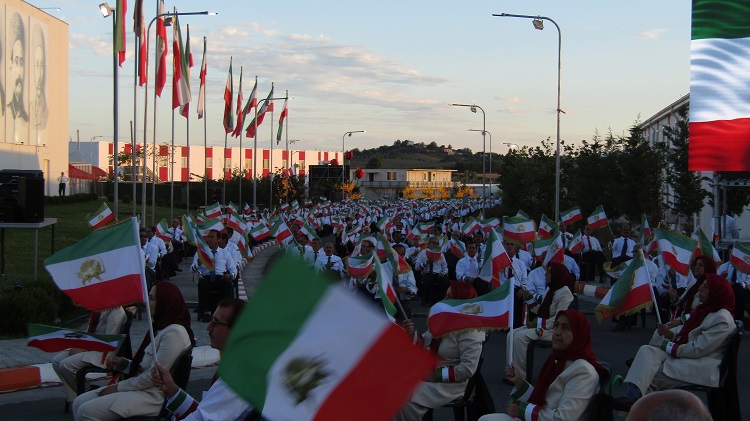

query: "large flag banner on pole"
left=172, top=14, right=192, bottom=117
left=28, top=324, right=122, bottom=353
left=689, top=0, right=750, bottom=171
left=594, top=251, right=654, bottom=323
left=223, top=58, right=234, bottom=133
left=427, top=279, right=512, bottom=337
left=219, top=255, right=438, bottom=421
left=45, top=218, right=145, bottom=311
left=197, top=37, right=207, bottom=119
left=155, top=0, right=167, bottom=96
left=114, top=0, right=127, bottom=66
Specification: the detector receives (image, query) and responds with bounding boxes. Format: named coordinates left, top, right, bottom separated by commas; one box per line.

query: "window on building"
left=387, top=171, right=397, bottom=181
left=206, top=157, right=213, bottom=168
left=160, top=156, right=168, bottom=167
left=245, top=158, right=252, bottom=171
left=263, top=159, right=269, bottom=170
left=281, top=159, right=287, bottom=168
left=298, top=160, right=305, bottom=171
left=225, top=158, right=232, bottom=171
left=181, top=157, right=187, bottom=168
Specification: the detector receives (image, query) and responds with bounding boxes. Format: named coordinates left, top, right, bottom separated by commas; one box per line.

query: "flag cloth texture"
left=428, top=279, right=512, bottom=337
left=222, top=59, right=234, bottom=133
left=655, top=229, right=696, bottom=276
left=478, top=229, right=512, bottom=287
left=114, top=0, right=127, bottom=66
left=197, top=37, right=207, bottom=119
left=277, top=98, right=288, bottom=144
left=219, top=255, right=437, bottom=421
left=538, top=214, right=557, bottom=239
left=502, top=216, right=536, bottom=244
left=586, top=206, right=608, bottom=230
left=86, top=202, right=115, bottom=230
left=594, top=251, right=653, bottom=323
left=171, top=14, right=191, bottom=117
left=45, top=218, right=145, bottom=311
left=689, top=0, right=750, bottom=171
left=155, top=0, right=167, bottom=96
left=730, top=240, right=750, bottom=274
left=28, top=324, right=121, bottom=353
left=560, top=207, right=582, bottom=227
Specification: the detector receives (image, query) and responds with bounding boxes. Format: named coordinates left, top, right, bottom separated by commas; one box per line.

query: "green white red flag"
left=114, top=0, right=127, bottom=66
left=277, top=97, right=288, bottom=145
left=538, top=214, right=557, bottom=239
left=481, top=217, right=500, bottom=234
left=347, top=253, right=374, bottom=279
left=376, top=234, right=411, bottom=275
left=250, top=222, right=271, bottom=242
left=182, top=215, right=200, bottom=246
left=246, top=84, right=274, bottom=138
left=502, top=216, right=536, bottom=244
left=205, top=202, right=222, bottom=219
left=461, top=217, right=481, bottom=236
left=197, top=36, right=207, bottom=119
left=689, top=0, right=750, bottom=171
left=233, top=77, right=257, bottom=138
left=227, top=213, right=247, bottom=235
left=373, top=258, right=398, bottom=317
left=223, top=58, right=234, bottom=133
left=155, top=0, right=167, bottom=96
left=595, top=251, right=654, bottom=323
left=155, top=218, right=173, bottom=243
left=641, top=213, right=652, bottom=240
left=28, top=324, right=122, bottom=353
left=194, top=233, right=216, bottom=271
left=219, top=255, right=437, bottom=421
left=449, top=238, right=466, bottom=259
left=86, top=202, right=115, bottom=230
left=730, top=240, right=750, bottom=274
left=171, top=13, right=191, bottom=117
left=133, top=0, right=146, bottom=86
left=196, top=218, right=225, bottom=238
left=270, top=219, right=292, bottom=244
left=655, top=229, right=696, bottom=276
left=542, top=230, right=565, bottom=267
left=479, top=229, right=512, bottom=287
left=45, top=218, right=145, bottom=311
left=533, top=236, right=553, bottom=261
left=692, top=226, right=721, bottom=264
left=560, top=207, right=582, bottom=227
left=428, top=278, right=512, bottom=337
left=568, top=229, right=583, bottom=254
left=586, top=206, right=608, bottom=230
left=230, top=67, right=244, bottom=138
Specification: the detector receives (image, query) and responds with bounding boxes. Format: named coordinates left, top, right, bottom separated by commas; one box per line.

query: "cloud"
left=70, top=33, right=111, bottom=55
left=495, top=95, right=524, bottom=104
left=638, top=28, right=668, bottom=40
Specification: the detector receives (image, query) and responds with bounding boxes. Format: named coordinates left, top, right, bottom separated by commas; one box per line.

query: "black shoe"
left=612, top=396, right=637, bottom=412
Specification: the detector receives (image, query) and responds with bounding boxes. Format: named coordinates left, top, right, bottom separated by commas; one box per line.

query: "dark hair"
left=220, top=232, right=229, bottom=241
left=208, top=229, right=220, bottom=237
left=217, top=298, right=246, bottom=328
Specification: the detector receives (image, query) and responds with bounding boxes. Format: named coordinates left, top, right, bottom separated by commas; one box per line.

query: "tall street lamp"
left=452, top=103, right=486, bottom=217
left=341, top=130, right=365, bottom=202
left=468, top=129, right=492, bottom=197
left=494, top=13, right=563, bottom=223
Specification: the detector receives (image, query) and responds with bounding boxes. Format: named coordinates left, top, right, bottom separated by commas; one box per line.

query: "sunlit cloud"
left=639, top=28, right=667, bottom=40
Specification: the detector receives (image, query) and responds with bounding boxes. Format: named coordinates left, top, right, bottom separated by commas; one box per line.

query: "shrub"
left=121, top=194, right=132, bottom=204
left=0, top=281, right=64, bottom=337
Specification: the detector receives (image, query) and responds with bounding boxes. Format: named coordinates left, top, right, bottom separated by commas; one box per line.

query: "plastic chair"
left=74, top=311, right=134, bottom=396
left=423, top=358, right=485, bottom=421
left=586, top=361, right=614, bottom=421
left=677, top=321, right=742, bottom=420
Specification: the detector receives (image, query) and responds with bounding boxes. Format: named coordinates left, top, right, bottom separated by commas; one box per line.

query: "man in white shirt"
left=146, top=225, right=168, bottom=280
left=310, top=237, right=324, bottom=269
left=392, top=244, right=417, bottom=319
left=315, top=242, right=344, bottom=281
left=191, top=229, right=237, bottom=322
left=611, top=225, right=636, bottom=285
left=580, top=225, right=606, bottom=283
left=718, top=244, right=750, bottom=320
left=140, top=228, right=159, bottom=288
left=456, top=241, right=484, bottom=292
left=500, top=239, right=528, bottom=328
left=414, top=236, right=449, bottom=305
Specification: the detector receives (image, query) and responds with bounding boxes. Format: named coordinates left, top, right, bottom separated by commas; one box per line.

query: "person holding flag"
left=482, top=310, right=606, bottom=421
left=414, top=236, right=449, bottom=306
left=191, top=229, right=237, bottom=323
left=396, top=281, right=485, bottom=421
left=52, top=307, right=127, bottom=409
left=611, top=225, right=636, bottom=271
left=510, top=263, right=575, bottom=381
left=72, top=282, right=194, bottom=420
left=613, top=275, right=736, bottom=411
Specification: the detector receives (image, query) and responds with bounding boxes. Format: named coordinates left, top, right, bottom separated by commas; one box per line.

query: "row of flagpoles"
left=116, top=1, right=292, bottom=226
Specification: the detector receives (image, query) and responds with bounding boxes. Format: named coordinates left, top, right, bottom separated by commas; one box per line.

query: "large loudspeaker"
left=18, top=177, right=44, bottom=222
left=0, top=169, right=45, bottom=223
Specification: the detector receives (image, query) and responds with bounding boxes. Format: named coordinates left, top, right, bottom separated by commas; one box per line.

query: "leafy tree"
left=663, top=104, right=710, bottom=223
left=366, top=156, right=383, bottom=169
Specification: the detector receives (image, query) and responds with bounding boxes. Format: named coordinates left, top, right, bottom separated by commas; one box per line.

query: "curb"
left=574, top=281, right=610, bottom=299
left=0, top=346, right=220, bottom=393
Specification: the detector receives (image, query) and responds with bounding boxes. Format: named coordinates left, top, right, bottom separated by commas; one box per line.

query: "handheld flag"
left=586, top=206, right=608, bottom=230
left=655, top=229, right=696, bottom=276
left=428, top=279, right=512, bottom=337
left=478, top=229, right=512, bottom=287
left=594, top=251, right=653, bottom=323
left=502, top=216, right=536, bottom=244
left=28, top=324, right=122, bottom=353
left=86, top=202, right=115, bottom=230
left=560, top=207, right=582, bottom=227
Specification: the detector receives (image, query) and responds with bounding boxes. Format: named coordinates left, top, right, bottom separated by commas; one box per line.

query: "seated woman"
left=510, top=262, right=575, bottom=380
left=613, top=274, right=735, bottom=410
left=72, top=282, right=195, bottom=420
left=395, top=280, right=485, bottom=421
left=669, top=255, right=716, bottom=321
left=480, top=309, right=605, bottom=421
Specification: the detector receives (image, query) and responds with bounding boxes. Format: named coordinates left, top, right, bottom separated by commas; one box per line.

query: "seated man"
left=53, top=307, right=127, bottom=407
left=152, top=298, right=256, bottom=420
left=414, top=236, right=448, bottom=305
left=314, top=242, right=345, bottom=281
left=191, top=229, right=237, bottom=322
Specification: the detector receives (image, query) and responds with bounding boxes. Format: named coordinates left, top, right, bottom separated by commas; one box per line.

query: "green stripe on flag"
left=219, top=254, right=331, bottom=410
left=692, top=0, right=750, bottom=40
left=45, top=220, right=135, bottom=264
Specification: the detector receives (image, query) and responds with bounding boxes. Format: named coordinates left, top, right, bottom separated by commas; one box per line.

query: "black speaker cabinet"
left=18, top=177, right=44, bottom=222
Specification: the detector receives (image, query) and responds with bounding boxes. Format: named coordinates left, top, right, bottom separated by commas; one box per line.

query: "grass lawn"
left=0, top=199, right=179, bottom=287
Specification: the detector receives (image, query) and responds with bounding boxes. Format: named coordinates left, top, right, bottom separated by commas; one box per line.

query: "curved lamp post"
left=452, top=103, right=486, bottom=217
left=341, top=131, right=366, bottom=201
left=493, top=13, right=562, bottom=223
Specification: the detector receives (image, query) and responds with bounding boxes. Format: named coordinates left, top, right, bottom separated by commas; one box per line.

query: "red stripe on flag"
left=314, top=324, right=437, bottom=421
left=28, top=338, right=117, bottom=353
left=598, top=284, right=653, bottom=319
left=64, top=274, right=143, bottom=311
left=689, top=119, right=750, bottom=171
left=428, top=312, right=509, bottom=337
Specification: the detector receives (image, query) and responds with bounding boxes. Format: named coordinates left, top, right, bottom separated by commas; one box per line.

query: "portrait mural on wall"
left=30, top=16, right=47, bottom=146
left=2, top=7, right=48, bottom=147
left=6, top=7, right=29, bottom=145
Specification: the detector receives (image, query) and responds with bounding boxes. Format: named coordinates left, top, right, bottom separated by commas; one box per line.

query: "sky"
left=46, top=0, right=691, bottom=156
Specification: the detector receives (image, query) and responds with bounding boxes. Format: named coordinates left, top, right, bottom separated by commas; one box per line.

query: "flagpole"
left=203, top=38, right=208, bottom=208
left=222, top=133, right=228, bottom=205
left=508, top=281, right=515, bottom=365
left=132, top=40, right=138, bottom=219
left=170, top=109, right=175, bottom=222
left=238, top=66, right=243, bottom=209
left=252, top=95, right=258, bottom=211
left=269, top=98, right=274, bottom=211
left=284, top=90, right=289, bottom=204
left=141, top=16, right=150, bottom=228
left=130, top=217, right=159, bottom=360
left=186, top=114, right=190, bottom=216
left=642, top=250, right=663, bottom=325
